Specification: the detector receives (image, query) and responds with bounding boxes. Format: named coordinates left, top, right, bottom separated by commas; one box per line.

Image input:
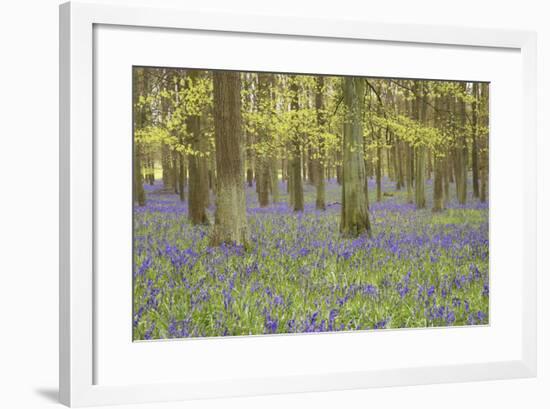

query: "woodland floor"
left=133, top=176, right=489, bottom=340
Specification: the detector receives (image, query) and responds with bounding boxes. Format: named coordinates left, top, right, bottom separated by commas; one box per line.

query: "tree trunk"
left=290, top=76, right=304, bottom=211
left=162, top=144, right=171, bottom=189
left=134, top=145, right=146, bottom=206
left=415, top=145, right=426, bottom=208
left=257, top=73, right=272, bottom=207
left=471, top=82, right=480, bottom=198
left=405, top=143, right=413, bottom=203
left=315, top=76, right=326, bottom=210
left=457, top=87, right=468, bottom=205
left=211, top=71, right=249, bottom=246
left=133, top=68, right=146, bottom=206
left=246, top=168, right=254, bottom=187
left=172, top=153, right=179, bottom=194
left=340, top=77, right=371, bottom=237
left=414, top=84, right=426, bottom=209
left=187, top=72, right=209, bottom=224
left=336, top=149, right=342, bottom=185
left=271, top=158, right=280, bottom=203
left=376, top=135, right=382, bottom=202
left=178, top=153, right=185, bottom=201
left=393, top=136, right=402, bottom=190
left=258, top=162, right=270, bottom=207
left=479, top=83, right=489, bottom=203
left=433, top=156, right=444, bottom=212
left=443, top=156, right=449, bottom=205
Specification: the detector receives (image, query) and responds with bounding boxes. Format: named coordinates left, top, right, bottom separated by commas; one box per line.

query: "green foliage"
left=133, top=67, right=488, bottom=175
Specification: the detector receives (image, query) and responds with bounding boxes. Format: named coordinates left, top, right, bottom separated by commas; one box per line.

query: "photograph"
left=132, top=67, right=490, bottom=340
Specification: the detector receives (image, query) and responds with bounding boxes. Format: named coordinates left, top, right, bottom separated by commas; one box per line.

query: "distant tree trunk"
left=290, top=149, right=303, bottom=211
left=258, top=163, right=270, bottom=207
left=149, top=157, right=155, bottom=185
left=363, top=159, right=370, bottom=210
left=393, top=135, right=402, bottom=190
left=246, top=168, right=254, bottom=187
left=146, top=155, right=154, bottom=185
left=161, top=73, right=173, bottom=191
left=172, top=153, right=179, bottom=194
left=443, top=156, right=449, bottom=205
left=433, top=95, right=446, bottom=210
left=162, top=145, right=171, bottom=189
left=471, top=82, right=480, bottom=198
left=336, top=150, right=342, bottom=185
left=414, top=84, right=426, bottom=209
left=447, top=151, right=454, bottom=184
left=315, top=76, right=326, bottom=210
left=376, top=132, right=382, bottom=202
left=457, top=87, right=468, bottom=205
left=405, top=143, right=413, bottom=204
left=257, top=74, right=272, bottom=207
left=178, top=153, right=185, bottom=201
left=427, top=149, right=433, bottom=180
left=270, top=158, right=280, bottom=203
left=187, top=71, right=209, bottom=225
left=415, top=146, right=426, bottom=208
left=340, top=77, right=371, bottom=237
left=211, top=71, right=249, bottom=246
left=395, top=141, right=403, bottom=192
left=433, top=156, right=444, bottom=212
left=363, top=142, right=371, bottom=210
left=290, top=77, right=304, bottom=211
left=307, top=148, right=315, bottom=185
left=288, top=162, right=295, bottom=205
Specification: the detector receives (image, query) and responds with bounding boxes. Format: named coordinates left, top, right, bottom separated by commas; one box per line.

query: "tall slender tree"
left=479, top=82, right=489, bottom=203
left=257, top=73, right=272, bottom=207
left=315, top=76, right=326, bottom=210
left=414, top=83, right=426, bottom=209
left=187, top=70, right=210, bottom=225
left=289, top=76, right=304, bottom=212
left=471, top=82, right=480, bottom=198
left=133, top=68, right=147, bottom=206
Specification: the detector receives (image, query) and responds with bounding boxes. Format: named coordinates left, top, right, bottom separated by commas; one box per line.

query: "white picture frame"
left=59, top=1, right=537, bottom=407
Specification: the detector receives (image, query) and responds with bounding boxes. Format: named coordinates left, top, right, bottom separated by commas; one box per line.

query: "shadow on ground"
left=34, top=388, right=59, bottom=403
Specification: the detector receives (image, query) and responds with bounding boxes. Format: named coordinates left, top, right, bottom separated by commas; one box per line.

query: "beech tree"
left=315, top=76, right=326, bottom=210
left=211, top=71, right=249, bottom=246
left=133, top=68, right=147, bottom=206
left=186, top=71, right=210, bottom=224
left=289, top=76, right=304, bottom=212
left=340, top=77, right=371, bottom=237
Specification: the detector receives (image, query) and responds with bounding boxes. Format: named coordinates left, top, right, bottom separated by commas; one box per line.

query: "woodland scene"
left=133, top=67, right=489, bottom=340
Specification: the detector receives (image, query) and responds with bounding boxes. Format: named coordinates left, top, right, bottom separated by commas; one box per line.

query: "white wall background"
left=0, top=0, right=546, bottom=408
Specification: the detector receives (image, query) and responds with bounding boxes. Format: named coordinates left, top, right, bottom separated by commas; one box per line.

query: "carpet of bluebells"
left=133, top=176, right=489, bottom=340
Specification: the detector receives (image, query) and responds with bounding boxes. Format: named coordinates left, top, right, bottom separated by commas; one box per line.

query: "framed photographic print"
left=59, top=1, right=537, bottom=406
